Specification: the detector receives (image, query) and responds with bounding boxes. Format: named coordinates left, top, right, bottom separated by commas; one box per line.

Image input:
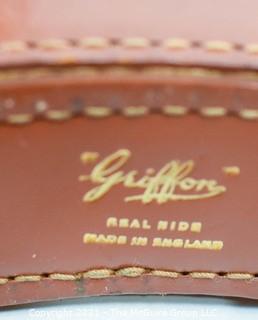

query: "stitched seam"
left=2, top=66, right=258, bottom=81
left=3, top=106, right=258, bottom=125
left=1, top=38, right=258, bottom=54
left=0, top=268, right=256, bottom=284
left=1, top=66, right=258, bottom=124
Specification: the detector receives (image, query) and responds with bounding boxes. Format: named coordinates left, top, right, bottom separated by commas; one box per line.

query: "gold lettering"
left=80, top=149, right=227, bottom=204
left=152, top=237, right=223, bottom=250
left=157, top=220, right=202, bottom=233
left=191, top=222, right=202, bottom=233
left=130, top=219, right=141, bottom=228
left=83, top=233, right=127, bottom=245
left=106, top=217, right=151, bottom=229
left=170, top=221, right=176, bottom=231
left=178, top=221, right=189, bottom=232
left=184, top=239, right=223, bottom=250
left=153, top=238, right=185, bottom=248
left=106, top=217, right=118, bottom=228
left=173, top=239, right=184, bottom=248
left=120, top=218, right=129, bottom=228
left=157, top=221, right=168, bottom=230
left=142, top=219, right=151, bottom=229
left=152, top=237, right=163, bottom=247
left=212, top=241, right=224, bottom=250
left=162, top=238, right=173, bottom=247
left=131, top=237, right=148, bottom=246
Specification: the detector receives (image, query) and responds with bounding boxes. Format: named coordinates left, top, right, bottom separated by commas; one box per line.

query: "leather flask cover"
left=0, top=0, right=258, bottom=306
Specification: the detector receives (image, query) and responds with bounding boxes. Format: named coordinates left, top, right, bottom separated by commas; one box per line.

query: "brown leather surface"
left=0, top=114, right=258, bottom=305
left=1, top=0, right=258, bottom=69
left=0, top=0, right=258, bottom=307
left=0, top=0, right=257, bottom=42
left=1, top=66, right=258, bottom=121
left=1, top=1, right=258, bottom=128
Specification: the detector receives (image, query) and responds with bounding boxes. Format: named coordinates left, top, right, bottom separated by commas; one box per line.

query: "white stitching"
left=0, top=38, right=257, bottom=54
left=3, top=106, right=258, bottom=125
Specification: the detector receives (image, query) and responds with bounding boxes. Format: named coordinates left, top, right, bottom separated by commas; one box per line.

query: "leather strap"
left=1, top=0, right=258, bottom=69
left=0, top=115, right=258, bottom=305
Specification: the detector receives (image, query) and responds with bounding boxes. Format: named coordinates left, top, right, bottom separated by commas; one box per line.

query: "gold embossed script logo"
left=79, top=149, right=226, bottom=204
